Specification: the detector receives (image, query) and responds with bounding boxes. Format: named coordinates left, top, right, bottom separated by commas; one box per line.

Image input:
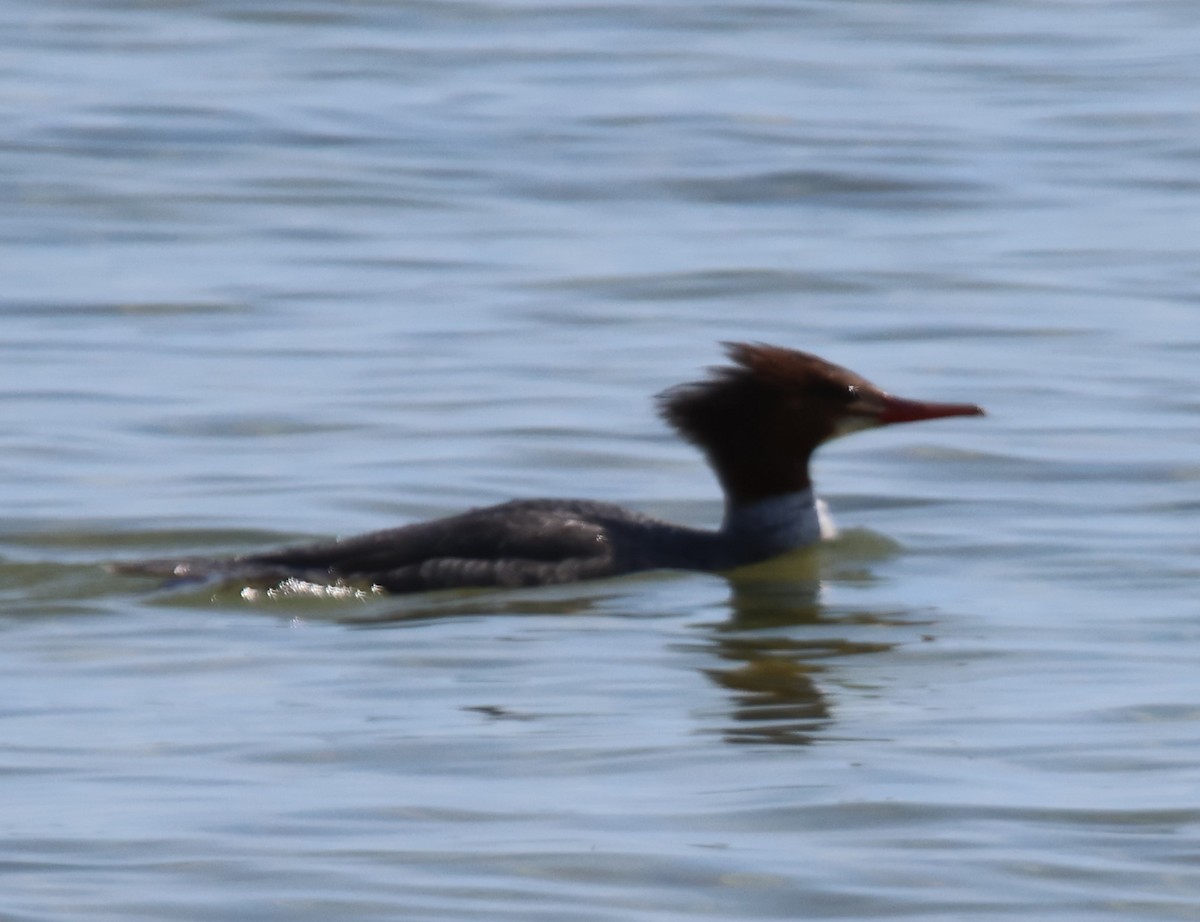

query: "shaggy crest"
left=657, top=342, right=872, bottom=448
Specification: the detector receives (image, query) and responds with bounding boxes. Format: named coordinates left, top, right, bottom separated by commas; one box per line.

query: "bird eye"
left=811, top=381, right=858, bottom=404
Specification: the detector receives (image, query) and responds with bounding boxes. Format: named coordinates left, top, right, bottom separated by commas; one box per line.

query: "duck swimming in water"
left=114, top=343, right=983, bottom=594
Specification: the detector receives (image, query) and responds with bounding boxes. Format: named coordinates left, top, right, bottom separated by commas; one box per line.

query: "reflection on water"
left=705, top=559, right=905, bottom=746
left=706, top=647, right=832, bottom=746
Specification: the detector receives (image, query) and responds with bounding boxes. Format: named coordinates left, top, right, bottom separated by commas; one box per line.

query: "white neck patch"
left=721, top=487, right=835, bottom=554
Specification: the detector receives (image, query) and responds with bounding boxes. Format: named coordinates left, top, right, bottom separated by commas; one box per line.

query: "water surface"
left=3, top=1, right=1200, bottom=920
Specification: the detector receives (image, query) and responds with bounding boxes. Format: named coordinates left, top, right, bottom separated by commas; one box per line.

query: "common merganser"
left=114, top=343, right=983, bottom=594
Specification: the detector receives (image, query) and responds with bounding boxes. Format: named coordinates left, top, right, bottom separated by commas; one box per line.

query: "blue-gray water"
left=3, top=2, right=1200, bottom=920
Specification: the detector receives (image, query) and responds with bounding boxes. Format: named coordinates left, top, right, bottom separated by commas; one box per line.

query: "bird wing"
left=113, top=500, right=621, bottom=593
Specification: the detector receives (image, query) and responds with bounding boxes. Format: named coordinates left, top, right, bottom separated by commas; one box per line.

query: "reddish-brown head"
left=658, top=343, right=983, bottom=506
